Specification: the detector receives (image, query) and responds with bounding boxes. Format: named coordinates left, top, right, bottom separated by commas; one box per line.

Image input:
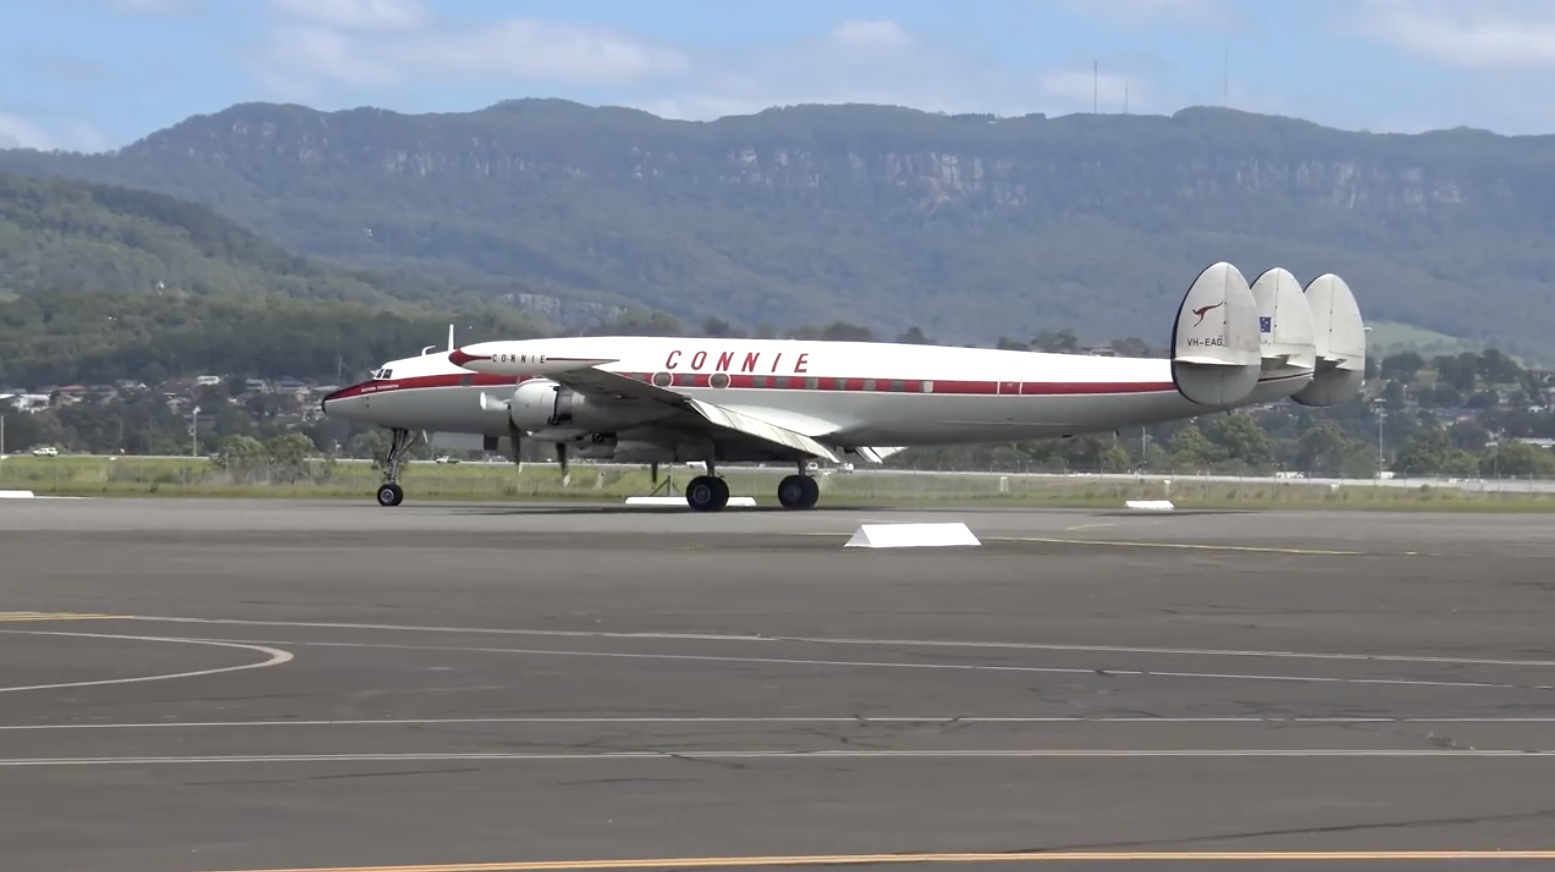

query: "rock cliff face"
left=4, top=99, right=1552, bottom=353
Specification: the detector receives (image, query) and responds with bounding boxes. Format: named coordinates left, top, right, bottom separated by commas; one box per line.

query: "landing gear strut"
left=375, top=427, right=419, bottom=507
left=777, top=466, right=820, bottom=510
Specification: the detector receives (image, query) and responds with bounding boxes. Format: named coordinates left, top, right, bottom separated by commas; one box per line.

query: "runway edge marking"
left=194, top=848, right=1555, bottom=872
left=0, top=612, right=130, bottom=618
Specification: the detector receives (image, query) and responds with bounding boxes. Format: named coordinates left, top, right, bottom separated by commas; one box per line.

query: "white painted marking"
left=4, top=715, right=1555, bottom=732
left=193, top=637, right=1555, bottom=692
left=844, top=523, right=981, bottom=549
left=0, top=490, right=34, bottom=499
left=0, top=631, right=294, bottom=694
left=1, top=748, right=1551, bottom=768
left=1124, top=500, right=1175, bottom=511
left=121, top=615, right=1555, bottom=670
left=623, top=496, right=758, bottom=507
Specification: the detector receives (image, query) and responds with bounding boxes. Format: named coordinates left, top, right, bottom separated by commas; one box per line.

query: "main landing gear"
left=375, top=427, right=419, bottom=507
left=683, top=461, right=820, bottom=512
left=776, top=470, right=820, bottom=510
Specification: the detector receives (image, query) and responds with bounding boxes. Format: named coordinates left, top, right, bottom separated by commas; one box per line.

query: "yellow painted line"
left=1063, top=522, right=1117, bottom=531
left=0, top=612, right=129, bottom=622
left=203, top=849, right=1555, bottom=871
left=985, top=536, right=1366, bottom=556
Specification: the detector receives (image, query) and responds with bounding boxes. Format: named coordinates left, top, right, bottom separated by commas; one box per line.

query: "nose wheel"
left=377, top=482, right=405, bottom=507
left=374, top=427, right=419, bottom=507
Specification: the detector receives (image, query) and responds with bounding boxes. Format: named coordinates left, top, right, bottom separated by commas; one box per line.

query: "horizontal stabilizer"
left=1292, top=273, right=1367, bottom=407
left=1171, top=261, right=1261, bottom=406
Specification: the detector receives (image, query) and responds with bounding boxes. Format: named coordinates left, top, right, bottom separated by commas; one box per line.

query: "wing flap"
left=846, top=446, right=908, bottom=464
left=684, top=398, right=841, bottom=462
left=550, top=367, right=841, bottom=462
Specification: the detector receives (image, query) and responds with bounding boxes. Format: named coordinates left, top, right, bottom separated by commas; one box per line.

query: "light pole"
left=1375, top=404, right=1386, bottom=478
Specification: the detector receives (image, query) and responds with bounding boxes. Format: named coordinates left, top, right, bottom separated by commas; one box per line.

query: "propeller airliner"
left=321, top=262, right=1366, bottom=511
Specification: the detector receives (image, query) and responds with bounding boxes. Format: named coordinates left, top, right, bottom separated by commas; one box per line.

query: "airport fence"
left=5, top=454, right=1555, bottom=509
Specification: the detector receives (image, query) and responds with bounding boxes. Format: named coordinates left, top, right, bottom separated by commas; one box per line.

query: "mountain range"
left=2, top=98, right=1552, bottom=361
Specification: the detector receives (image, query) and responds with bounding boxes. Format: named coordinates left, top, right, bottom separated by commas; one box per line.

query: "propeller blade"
left=555, top=442, right=569, bottom=476
left=651, top=462, right=659, bottom=484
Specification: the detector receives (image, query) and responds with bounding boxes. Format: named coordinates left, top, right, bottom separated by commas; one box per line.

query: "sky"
left=5, top=0, right=1555, bottom=152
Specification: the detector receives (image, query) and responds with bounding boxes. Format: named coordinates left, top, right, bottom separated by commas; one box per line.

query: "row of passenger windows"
left=648, top=372, right=932, bottom=392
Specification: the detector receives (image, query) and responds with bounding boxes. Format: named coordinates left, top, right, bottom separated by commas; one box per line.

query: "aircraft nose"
left=320, top=385, right=358, bottom=417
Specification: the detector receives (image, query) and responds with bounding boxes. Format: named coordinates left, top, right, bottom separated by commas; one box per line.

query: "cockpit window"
left=373, top=368, right=393, bottom=380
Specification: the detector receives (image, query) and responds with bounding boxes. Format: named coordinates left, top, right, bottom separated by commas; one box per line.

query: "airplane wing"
left=549, top=367, right=844, bottom=463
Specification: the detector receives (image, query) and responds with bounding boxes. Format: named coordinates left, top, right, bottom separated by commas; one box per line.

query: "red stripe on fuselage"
left=325, top=371, right=1180, bottom=400
left=324, top=370, right=1306, bottom=402
left=322, top=372, right=524, bottom=403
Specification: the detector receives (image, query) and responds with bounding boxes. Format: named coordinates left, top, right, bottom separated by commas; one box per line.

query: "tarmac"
left=3, top=496, right=1555, bottom=872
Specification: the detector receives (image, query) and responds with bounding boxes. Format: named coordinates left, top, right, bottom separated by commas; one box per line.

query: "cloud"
left=255, top=0, right=692, bottom=98
left=642, top=20, right=1173, bottom=121
left=1349, top=0, right=1555, bottom=69
left=1048, top=0, right=1256, bottom=34
left=0, top=110, right=111, bottom=152
left=267, top=0, right=430, bottom=32
left=93, top=0, right=204, bottom=15
left=252, top=3, right=1181, bottom=122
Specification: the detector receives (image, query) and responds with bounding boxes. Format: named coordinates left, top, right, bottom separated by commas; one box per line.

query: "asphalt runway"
left=3, top=498, right=1555, bottom=872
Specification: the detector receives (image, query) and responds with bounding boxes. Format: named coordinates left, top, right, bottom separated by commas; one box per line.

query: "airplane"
left=321, top=262, right=1366, bottom=512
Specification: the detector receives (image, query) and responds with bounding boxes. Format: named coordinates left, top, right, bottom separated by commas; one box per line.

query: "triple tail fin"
left=1170, top=262, right=1262, bottom=406
left=1291, top=274, right=1367, bottom=407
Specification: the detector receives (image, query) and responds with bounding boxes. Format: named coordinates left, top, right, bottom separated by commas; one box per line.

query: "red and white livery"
left=322, top=262, right=1367, bottom=511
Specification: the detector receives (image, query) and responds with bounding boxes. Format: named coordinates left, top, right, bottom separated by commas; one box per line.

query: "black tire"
left=376, top=483, right=405, bottom=507
left=685, top=475, right=726, bottom=512
left=778, top=474, right=818, bottom=509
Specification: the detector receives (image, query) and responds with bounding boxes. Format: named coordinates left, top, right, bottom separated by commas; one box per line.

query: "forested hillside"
left=3, top=99, right=1553, bottom=358
left=0, top=172, right=562, bottom=386
left=1, top=173, right=464, bottom=306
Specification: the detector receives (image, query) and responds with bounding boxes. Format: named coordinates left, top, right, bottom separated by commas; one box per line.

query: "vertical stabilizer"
left=1292, top=273, right=1366, bottom=407
left=1249, top=268, right=1317, bottom=372
left=1171, top=262, right=1261, bottom=406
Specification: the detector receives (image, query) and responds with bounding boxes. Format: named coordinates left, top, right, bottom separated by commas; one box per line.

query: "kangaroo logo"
left=1191, top=300, right=1224, bottom=327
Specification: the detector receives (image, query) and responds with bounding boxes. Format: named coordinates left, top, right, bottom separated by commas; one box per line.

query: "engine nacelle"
left=508, top=379, right=675, bottom=434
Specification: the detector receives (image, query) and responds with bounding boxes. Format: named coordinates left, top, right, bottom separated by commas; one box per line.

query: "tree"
left=1393, top=423, right=1453, bottom=475
left=1167, top=424, right=1220, bottom=468
left=212, top=434, right=269, bottom=483
left=1380, top=352, right=1423, bottom=382
left=1479, top=441, right=1555, bottom=478
left=1292, top=421, right=1353, bottom=475
left=266, top=431, right=316, bottom=484
left=1032, top=328, right=1078, bottom=353
left=1204, top=413, right=1274, bottom=468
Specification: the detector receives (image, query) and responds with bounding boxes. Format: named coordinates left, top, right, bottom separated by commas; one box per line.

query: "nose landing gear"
left=375, top=427, right=419, bottom=507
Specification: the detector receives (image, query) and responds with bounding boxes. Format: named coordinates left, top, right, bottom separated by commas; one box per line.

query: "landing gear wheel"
left=376, top=482, right=405, bottom=507
left=685, top=475, right=730, bottom=512
left=777, top=474, right=819, bottom=509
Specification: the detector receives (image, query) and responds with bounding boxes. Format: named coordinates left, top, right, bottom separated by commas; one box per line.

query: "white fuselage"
left=323, top=335, right=1310, bottom=446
